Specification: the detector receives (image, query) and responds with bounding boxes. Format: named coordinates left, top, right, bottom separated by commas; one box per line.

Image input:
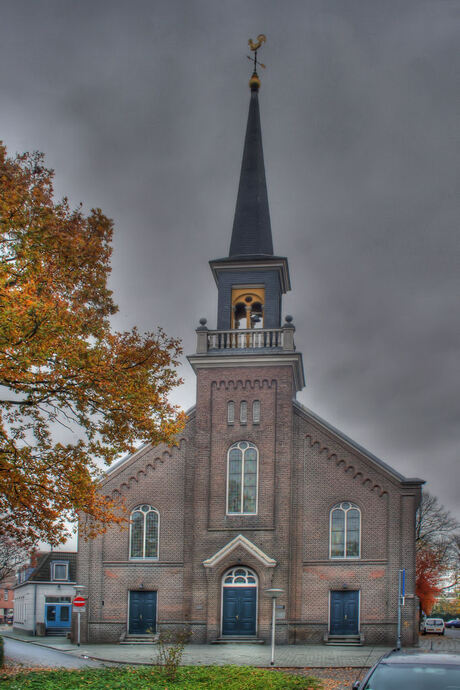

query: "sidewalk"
left=1, top=628, right=392, bottom=668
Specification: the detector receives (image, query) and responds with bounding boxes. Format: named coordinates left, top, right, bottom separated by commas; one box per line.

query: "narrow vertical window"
left=252, top=400, right=260, bottom=424
left=227, top=441, right=258, bottom=514
left=130, top=505, right=159, bottom=559
left=329, top=502, right=361, bottom=558
left=227, top=401, right=235, bottom=424
left=240, top=401, right=247, bottom=423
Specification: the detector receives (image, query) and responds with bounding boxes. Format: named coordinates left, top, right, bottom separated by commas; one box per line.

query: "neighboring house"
left=13, top=552, right=76, bottom=635
left=0, top=575, right=15, bottom=623
left=78, top=70, right=424, bottom=646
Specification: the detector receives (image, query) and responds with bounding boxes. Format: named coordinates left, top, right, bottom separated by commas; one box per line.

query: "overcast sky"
left=2, top=0, right=459, bottom=528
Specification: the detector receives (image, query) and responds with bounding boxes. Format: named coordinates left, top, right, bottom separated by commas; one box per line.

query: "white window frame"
left=129, top=505, right=160, bottom=560
left=226, top=441, right=259, bottom=515
left=240, top=401, right=248, bottom=424
left=51, top=561, right=69, bottom=581
left=227, top=401, right=235, bottom=424
left=252, top=400, right=261, bottom=424
left=329, top=502, right=361, bottom=559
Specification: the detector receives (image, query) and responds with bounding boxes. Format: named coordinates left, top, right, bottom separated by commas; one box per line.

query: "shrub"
left=155, top=628, right=191, bottom=681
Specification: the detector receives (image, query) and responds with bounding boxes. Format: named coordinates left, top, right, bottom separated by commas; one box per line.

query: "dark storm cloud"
left=1, top=1, right=459, bottom=518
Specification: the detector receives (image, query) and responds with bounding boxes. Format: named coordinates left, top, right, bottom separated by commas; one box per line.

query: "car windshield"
left=363, top=663, right=460, bottom=690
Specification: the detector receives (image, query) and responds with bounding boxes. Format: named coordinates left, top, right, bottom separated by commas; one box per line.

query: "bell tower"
left=188, top=37, right=304, bottom=391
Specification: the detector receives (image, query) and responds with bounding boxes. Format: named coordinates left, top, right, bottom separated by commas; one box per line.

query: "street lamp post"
left=265, top=588, right=284, bottom=666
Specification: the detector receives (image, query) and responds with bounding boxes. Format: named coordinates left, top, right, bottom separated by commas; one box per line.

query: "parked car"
left=421, top=617, right=445, bottom=634
left=445, top=618, right=460, bottom=628
left=352, top=651, right=460, bottom=689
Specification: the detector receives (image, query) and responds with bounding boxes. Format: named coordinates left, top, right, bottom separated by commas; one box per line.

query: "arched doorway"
left=221, top=566, right=258, bottom=636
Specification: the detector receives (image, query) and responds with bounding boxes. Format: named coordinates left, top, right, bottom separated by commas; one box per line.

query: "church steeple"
left=190, top=37, right=304, bottom=393
left=229, top=74, right=273, bottom=258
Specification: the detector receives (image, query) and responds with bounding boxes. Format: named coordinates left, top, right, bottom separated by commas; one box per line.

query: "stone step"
left=45, top=629, right=69, bottom=636
left=212, top=636, right=265, bottom=644
left=325, top=634, right=363, bottom=646
left=120, top=636, right=157, bottom=645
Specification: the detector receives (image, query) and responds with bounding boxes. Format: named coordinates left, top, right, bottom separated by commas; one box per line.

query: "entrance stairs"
left=120, top=633, right=158, bottom=645
left=324, top=633, right=363, bottom=646
left=212, top=636, right=265, bottom=644
left=45, top=628, right=70, bottom=637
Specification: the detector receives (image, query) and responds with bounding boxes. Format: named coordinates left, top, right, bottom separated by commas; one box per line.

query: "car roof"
left=383, top=652, right=460, bottom=666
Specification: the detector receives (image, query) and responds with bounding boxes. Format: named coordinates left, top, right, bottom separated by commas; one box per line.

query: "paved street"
left=3, top=637, right=104, bottom=669
left=2, top=626, right=459, bottom=669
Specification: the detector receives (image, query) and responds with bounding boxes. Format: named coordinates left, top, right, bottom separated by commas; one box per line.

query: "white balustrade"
left=206, top=328, right=286, bottom=351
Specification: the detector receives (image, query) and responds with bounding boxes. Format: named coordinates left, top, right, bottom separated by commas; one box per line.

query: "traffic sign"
left=73, top=596, right=86, bottom=608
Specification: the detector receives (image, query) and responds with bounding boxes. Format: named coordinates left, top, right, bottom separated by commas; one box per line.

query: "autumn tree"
left=0, top=144, right=185, bottom=547
left=0, top=536, right=26, bottom=581
left=416, top=491, right=460, bottom=614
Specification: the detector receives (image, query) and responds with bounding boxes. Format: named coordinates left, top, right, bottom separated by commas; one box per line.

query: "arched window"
left=223, top=566, right=257, bottom=586
left=130, top=505, right=159, bottom=559
left=240, top=401, right=248, bottom=424
left=330, top=502, right=361, bottom=559
left=227, top=401, right=235, bottom=424
left=231, top=288, right=265, bottom=329
left=227, top=441, right=258, bottom=514
left=252, top=400, right=260, bottom=424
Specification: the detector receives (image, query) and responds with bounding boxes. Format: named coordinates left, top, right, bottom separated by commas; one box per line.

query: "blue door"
left=330, top=591, right=359, bottom=635
left=222, top=587, right=257, bottom=636
left=129, top=591, right=157, bottom=634
left=45, top=603, right=71, bottom=631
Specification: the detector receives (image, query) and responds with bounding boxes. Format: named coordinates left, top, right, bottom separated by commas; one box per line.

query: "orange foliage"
left=416, top=546, right=444, bottom=615
left=0, top=144, right=185, bottom=546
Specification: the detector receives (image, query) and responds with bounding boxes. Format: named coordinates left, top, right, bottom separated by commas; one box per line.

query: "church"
left=77, top=55, right=424, bottom=646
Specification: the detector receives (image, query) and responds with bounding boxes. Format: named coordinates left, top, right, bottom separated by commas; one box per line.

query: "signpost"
left=73, top=592, right=86, bottom=647
left=396, top=569, right=405, bottom=650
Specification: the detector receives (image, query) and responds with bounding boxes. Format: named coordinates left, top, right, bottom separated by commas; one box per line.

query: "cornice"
left=209, top=256, right=291, bottom=293
left=187, top=351, right=305, bottom=392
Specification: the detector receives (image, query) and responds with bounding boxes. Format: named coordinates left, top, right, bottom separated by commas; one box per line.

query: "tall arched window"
left=227, top=441, right=258, bottom=514
left=330, top=502, right=361, bottom=559
left=130, top=505, right=159, bottom=559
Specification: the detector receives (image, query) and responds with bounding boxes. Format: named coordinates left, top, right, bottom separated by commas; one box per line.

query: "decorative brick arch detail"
left=213, top=378, right=274, bottom=392
left=109, top=439, right=187, bottom=498
left=304, top=434, right=388, bottom=498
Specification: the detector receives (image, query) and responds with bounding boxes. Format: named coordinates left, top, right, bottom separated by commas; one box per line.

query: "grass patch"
left=0, top=664, right=323, bottom=689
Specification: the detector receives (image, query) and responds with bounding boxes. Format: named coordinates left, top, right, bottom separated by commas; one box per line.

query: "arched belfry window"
left=223, top=566, right=257, bottom=586
left=227, top=441, right=258, bottom=514
left=231, top=287, right=265, bottom=329
left=330, top=502, right=361, bottom=559
left=130, top=505, right=159, bottom=559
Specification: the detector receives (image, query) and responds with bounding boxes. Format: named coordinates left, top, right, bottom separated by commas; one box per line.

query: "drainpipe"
left=32, top=583, right=37, bottom=636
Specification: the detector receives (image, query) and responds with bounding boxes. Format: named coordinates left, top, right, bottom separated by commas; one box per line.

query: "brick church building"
left=78, top=66, right=424, bottom=646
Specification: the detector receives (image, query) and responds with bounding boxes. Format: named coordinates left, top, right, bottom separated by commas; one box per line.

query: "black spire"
left=229, top=78, right=273, bottom=258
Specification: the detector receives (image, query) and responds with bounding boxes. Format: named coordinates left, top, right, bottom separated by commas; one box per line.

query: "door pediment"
left=203, top=534, right=276, bottom=569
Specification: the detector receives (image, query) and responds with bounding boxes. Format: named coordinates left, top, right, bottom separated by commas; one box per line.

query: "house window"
left=4, top=589, right=8, bottom=601
left=227, top=441, right=258, bottom=514
left=330, top=502, right=361, bottom=558
left=130, top=505, right=159, bottom=559
left=227, top=401, right=235, bottom=424
left=51, top=561, right=69, bottom=581
left=252, top=400, right=260, bottom=424
left=240, top=401, right=248, bottom=424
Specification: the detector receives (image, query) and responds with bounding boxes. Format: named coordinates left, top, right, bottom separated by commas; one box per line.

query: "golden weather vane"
left=247, top=34, right=266, bottom=89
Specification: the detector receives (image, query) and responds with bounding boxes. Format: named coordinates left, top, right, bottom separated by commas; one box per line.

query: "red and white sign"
left=73, top=596, right=86, bottom=608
